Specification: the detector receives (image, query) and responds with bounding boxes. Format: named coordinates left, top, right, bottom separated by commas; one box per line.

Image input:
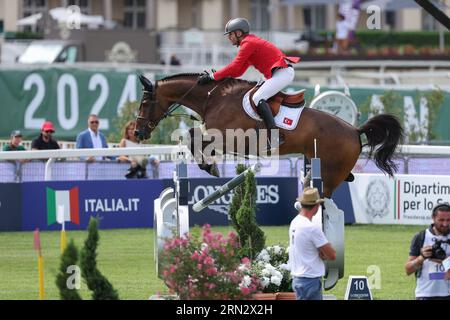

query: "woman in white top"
left=118, top=120, right=159, bottom=178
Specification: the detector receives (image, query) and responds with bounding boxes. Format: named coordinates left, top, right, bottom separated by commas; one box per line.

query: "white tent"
left=17, top=13, right=43, bottom=26
left=17, top=7, right=104, bottom=28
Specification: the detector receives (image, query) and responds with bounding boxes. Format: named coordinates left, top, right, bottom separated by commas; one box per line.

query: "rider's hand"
left=197, top=73, right=213, bottom=85
left=420, top=245, right=433, bottom=259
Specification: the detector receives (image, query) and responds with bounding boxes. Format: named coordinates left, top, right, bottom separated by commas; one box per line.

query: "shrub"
left=160, top=224, right=261, bottom=300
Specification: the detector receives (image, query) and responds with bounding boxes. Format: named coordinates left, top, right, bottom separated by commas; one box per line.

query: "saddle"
left=249, top=85, right=305, bottom=116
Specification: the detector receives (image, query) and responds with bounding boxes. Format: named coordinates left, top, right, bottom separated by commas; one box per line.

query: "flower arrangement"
left=250, top=245, right=293, bottom=293
left=160, top=224, right=260, bottom=300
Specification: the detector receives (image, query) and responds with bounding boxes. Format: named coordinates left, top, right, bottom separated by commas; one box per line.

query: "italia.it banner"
left=349, top=174, right=450, bottom=225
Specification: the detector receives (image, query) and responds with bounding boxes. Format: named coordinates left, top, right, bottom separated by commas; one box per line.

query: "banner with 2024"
left=0, top=67, right=143, bottom=140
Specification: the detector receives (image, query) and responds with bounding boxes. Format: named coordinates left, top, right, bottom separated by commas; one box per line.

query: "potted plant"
left=160, top=224, right=260, bottom=300
left=249, top=245, right=295, bottom=300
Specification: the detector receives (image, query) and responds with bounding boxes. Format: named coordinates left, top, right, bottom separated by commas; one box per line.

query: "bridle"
left=136, top=84, right=160, bottom=131
left=136, top=76, right=226, bottom=135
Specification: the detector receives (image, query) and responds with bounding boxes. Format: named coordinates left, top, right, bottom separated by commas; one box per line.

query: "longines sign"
left=186, top=177, right=298, bottom=226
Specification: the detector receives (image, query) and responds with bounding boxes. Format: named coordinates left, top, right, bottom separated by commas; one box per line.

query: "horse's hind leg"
left=188, top=128, right=220, bottom=177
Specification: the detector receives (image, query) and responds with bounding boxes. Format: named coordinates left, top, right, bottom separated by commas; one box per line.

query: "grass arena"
left=1, top=0, right=450, bottom=302
left=0, top=225, right=422, bottom=300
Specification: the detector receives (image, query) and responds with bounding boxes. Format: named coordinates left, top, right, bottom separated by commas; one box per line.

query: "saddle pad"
left=242, top=91, right=304, bottom=131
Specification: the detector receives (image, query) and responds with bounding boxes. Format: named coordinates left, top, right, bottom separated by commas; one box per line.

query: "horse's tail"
left=358, top=114, right=404, bottom=177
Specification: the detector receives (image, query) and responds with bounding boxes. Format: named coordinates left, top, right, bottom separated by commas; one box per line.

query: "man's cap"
left=41, top=121, right=55, bottom=132
left=11, top=130, right=22, bottom=137
left=297, top=187, right=325, bottom=206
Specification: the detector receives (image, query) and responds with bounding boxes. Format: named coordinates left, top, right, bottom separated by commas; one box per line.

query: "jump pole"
left=193, top=163, right=262, bottom=212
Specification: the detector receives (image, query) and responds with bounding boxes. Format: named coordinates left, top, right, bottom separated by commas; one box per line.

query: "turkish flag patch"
left=283, top=117, right=293, bottom=125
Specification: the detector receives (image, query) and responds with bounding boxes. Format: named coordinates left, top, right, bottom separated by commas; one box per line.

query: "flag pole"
left=33, top=229, right=45, bottom=300
left=60, top=220, right=66, bottom=254
left=58, top=205, right=67, bottom=254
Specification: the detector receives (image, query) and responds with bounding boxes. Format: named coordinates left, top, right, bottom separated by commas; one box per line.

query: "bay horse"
left=135, top=73, right=404, bottom=198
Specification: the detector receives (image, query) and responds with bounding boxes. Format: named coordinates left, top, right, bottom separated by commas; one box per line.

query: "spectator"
left=289, top=187, right=336, bottom=300
left=3, top=130, right=26, bottom=151
left=405, top=203, right=450, bottom=300
left=76, top=114, right=108, bottom=162
left=118, top=120, right=159, bottom=179
left=31, top=121, right=60, bottom=150
left=170, top=54, right=181, bottom=66
left=334, top=13, right=349, bottom=55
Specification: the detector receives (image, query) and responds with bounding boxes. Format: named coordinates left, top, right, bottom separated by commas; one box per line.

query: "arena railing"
left=1, top=145, right=450, bottom=183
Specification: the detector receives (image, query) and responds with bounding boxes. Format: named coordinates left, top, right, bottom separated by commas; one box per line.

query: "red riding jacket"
left=213, top=34, right=300, bottom=81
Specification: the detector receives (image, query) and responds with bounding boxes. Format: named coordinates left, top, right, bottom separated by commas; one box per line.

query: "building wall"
left=2, top=0, right=20, bottom=32
left=202, top=0, right=223, bottom=30
left=398, top=8, right=422, bottom=30
left=157, top=0, right=177, bottom=29
left=90, top=0, right=103, bottom=16
left=1, top=0, right=446, bottom=34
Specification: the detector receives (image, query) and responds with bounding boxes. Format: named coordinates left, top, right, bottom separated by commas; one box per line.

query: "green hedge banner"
left=0, top=67, right=449, bottom=143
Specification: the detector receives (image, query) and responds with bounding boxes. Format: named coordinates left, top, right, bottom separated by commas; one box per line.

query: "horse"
left=135, top=73, right=404, bottom=198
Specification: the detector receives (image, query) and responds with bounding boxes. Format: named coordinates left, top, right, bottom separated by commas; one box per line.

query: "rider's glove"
left=197, top=72, right=214, bottom=85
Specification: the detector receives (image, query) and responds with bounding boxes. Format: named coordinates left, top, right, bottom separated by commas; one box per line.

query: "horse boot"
left=256, top=100, right=285, bottom=149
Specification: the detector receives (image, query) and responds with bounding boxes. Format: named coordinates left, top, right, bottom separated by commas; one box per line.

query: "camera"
left=431, top=239, right=450, bottom=260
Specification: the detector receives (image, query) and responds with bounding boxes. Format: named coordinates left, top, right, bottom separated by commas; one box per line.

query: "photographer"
left=405, top=203, right=450, bottom=300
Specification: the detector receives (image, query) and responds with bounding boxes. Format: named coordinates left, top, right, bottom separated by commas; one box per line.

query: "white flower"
left=200, top=243, right=208, bottom=251
left=273, top=245, right=282, bottom=255
left=260, top=277, right=270, bottom=288
left=240, top=275, right=252, bottom=288
left=262, top=267, right=272, bottom=277
left=238, top=263, right=248, bottom=272
left=256, top=249, right=270, bottom=262
left=270, top=275, right=282, bottom=286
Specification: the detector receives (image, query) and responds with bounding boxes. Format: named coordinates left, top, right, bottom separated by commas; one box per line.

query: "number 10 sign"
left=345, top=276, right=373, bottom=300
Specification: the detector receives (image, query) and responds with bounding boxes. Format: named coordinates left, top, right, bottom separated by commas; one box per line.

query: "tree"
left=80, top=217, right=119, bottom=300
left=55, top=240, right=82, bottom=300
left=228, top=164, right=265, bottom=259
left=108, top=101, right=195, bottom=145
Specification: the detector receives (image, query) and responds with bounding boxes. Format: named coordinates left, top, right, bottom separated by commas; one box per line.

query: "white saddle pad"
left=242, top=90, right=304, bottom=131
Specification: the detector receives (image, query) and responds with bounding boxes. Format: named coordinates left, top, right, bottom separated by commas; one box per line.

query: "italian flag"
left=46, top=187, right=80, bottom=225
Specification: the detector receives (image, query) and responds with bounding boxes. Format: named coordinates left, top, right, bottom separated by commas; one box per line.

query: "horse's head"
left=135, top=75, right=164, bottom=141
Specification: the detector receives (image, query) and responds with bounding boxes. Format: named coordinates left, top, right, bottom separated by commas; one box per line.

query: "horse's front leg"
left=188, top=128, right=220, bottom=177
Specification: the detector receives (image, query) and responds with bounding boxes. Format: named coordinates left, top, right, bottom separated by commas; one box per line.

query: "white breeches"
left=252, top=66, right=295, bottom=105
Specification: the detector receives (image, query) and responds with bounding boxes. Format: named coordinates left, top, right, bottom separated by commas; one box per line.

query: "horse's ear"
left=139, top=74, right=153, bottom=92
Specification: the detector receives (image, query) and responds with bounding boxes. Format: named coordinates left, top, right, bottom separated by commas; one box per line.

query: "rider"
left=197, top=17, right=300, bottom=148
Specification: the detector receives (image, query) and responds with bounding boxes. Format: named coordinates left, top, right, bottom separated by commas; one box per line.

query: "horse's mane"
left=160, top=73, right=203, bottom=81
left=160, top=73, right=257, bottom=87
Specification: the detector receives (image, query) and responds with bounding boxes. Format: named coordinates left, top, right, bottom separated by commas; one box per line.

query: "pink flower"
left=203, top=256, right=214, bottom=266
left=191, top=251, right=200, bottom=261
left=240, top=287, right=251, bottom=295
left=206, top=267, right=218, bottom=276
left=197, top=263, right=203, bottom=270
left=241, top=257, right=250, bottom=265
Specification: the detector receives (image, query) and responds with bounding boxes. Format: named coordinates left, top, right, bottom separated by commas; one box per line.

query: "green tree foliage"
left=421, top=89, right=444, bottom=142
left=55, top=240, right=82, bottom=300
left=107, top=101, right=194, bottom=145
left=360, top=89, right=444, bottom=143
left=80, top=218, right=119, bottom=300
left=228, top=165, right=265, bottom=259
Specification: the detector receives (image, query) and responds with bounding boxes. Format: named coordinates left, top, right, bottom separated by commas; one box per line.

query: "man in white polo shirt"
left=289, top=187, right=336, bottom=300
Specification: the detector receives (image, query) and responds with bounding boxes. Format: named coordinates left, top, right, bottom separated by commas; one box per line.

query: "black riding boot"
left=257, top=100, right=285, bottom=148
